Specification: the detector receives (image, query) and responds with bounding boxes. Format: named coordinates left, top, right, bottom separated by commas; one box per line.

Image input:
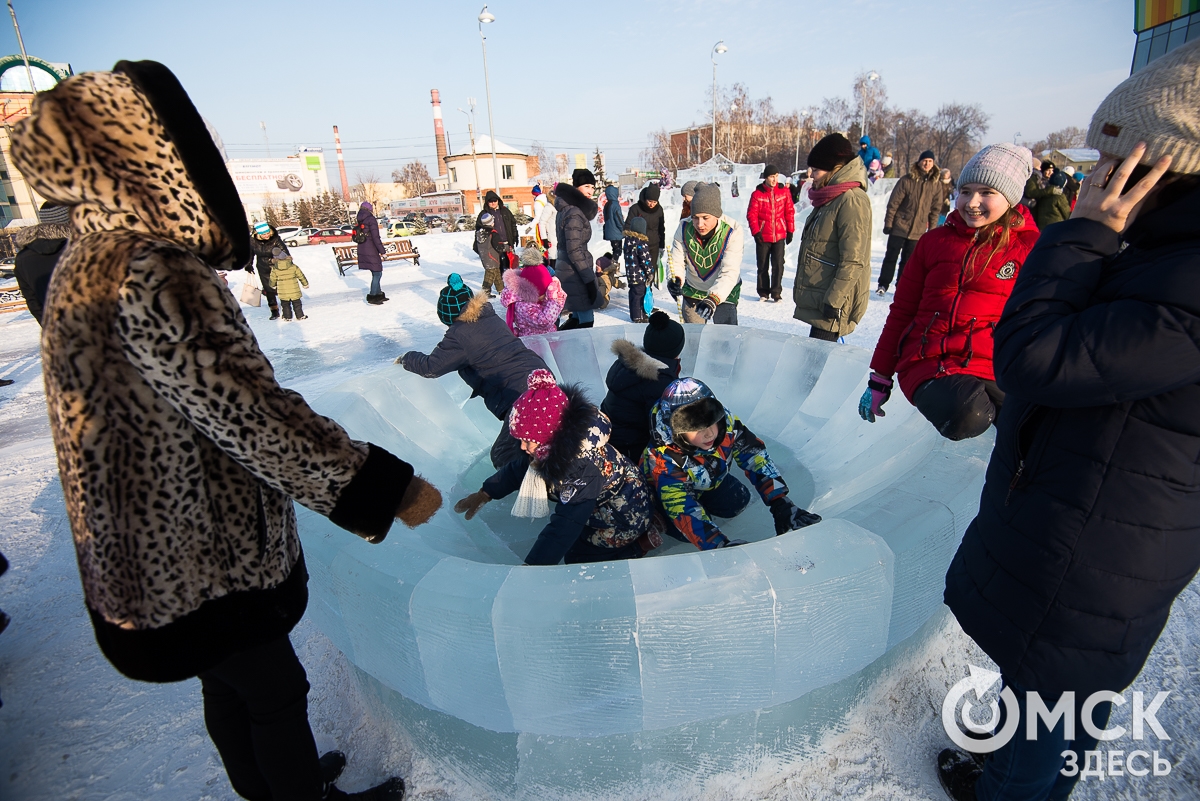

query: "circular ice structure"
left=297, top=325, right=992, bottom=771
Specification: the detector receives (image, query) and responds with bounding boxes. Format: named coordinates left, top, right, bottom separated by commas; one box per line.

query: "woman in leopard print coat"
left=11, top=61, right=433, bottom=800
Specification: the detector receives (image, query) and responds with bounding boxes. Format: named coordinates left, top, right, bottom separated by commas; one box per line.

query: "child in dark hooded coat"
left=600, top=311, right=684, bottom=460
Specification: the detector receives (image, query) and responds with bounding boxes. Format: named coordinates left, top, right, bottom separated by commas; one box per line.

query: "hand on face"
left=1072, top=143, right=1173, bottom=234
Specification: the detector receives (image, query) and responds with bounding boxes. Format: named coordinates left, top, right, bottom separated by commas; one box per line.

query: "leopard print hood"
left=10, top=64, right=248, bottom=269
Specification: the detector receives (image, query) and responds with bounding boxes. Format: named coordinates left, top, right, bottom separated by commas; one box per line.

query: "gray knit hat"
left=680, top=180, right=699, bottom=199
left=957, top=143, right=1034, bottom=208
left=1086, top=39, right=1200, bottom=174
left=690, top=183, right=722, bottom=217
left=38, top=201, right=71, bottom=225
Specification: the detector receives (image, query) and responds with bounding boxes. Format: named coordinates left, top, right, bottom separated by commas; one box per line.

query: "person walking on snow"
left=554, top=168, right=602, bottom=329
left=625, top=183, right=667, bottom=283
left=642, top=378, right=821, bottom=549
left=936, top=39, right=1200, bottom=801
left=602, top=184, right=626, bottom=266
left=356, top=200, right=389, bottom=305
left=622, top=217, right=654, bottom=322
left=858, top=135, right=882, bottom=168
left=11, top=60, right=431, bottom=801
left=473, top=212, right=508, bottom=296
left=792, top=133, right=873, bottom=341
left=746, top=164, right=796, bottom=302
left=13, top=201, right=71, bottom=326
left=248, top=220, right=289, bottom=318
left=877, top=150, right=944, bottom=294
left=860, top=143, right=1038, bottom=441
left=398, top=274, right=549, bottom=469
left=267, top=257, right=310, bottom=320
left=500, top=256, right=567, bottom=337
left=453, top=369, right=666, bottom=565
left=666, top=183, right=745, bottom=325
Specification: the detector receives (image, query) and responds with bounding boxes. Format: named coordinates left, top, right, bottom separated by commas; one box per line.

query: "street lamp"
left=1013, top=132, right=1022, bottom=145
left=478, top=6, right=501, bottom=193
left=794, top=106, right=814, bottom=173
left=711, top=40, right=727, bottom=161
left=860, top=71, right=880, bottom=139
left=458, top=99, right=482, bottom=211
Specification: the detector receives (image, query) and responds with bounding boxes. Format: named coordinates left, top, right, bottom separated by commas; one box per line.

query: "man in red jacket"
left=746, top=164, right=796, bottom=301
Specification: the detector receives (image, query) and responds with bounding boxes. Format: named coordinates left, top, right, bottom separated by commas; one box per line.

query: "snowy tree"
left=264, top=202, right=281, bottom=228
left=593, top=148, right=606, bottom=185
left=296, top=199, right=313, bottom=228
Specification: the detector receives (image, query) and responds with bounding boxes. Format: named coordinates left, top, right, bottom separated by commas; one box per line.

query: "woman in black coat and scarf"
left=554, top=168, right=601, bottom=329
left=937, top=40, right=1200, bottom=801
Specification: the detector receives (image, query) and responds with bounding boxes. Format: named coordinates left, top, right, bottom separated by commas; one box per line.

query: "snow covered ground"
left=1, top=227, right=1198, bottom=800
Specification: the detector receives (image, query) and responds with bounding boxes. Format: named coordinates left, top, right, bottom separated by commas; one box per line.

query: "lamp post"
left=1013, top=131, right=1022, bottom=145
left=477, top=6, right=501, bottom=195
left=459, top=100, right=483, bottom=211
left=859, top=71, right=880, bottom=139
left=794, top=106, right=814, bottom=173
left=711, top=40, right=727, bottom=161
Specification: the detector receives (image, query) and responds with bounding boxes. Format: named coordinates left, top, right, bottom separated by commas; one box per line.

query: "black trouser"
left=198, top=635, right=321, bottom=801
left=280, top=299, right=304, bottom=319
left=808, top=327, right=839, bottom=342
left=877, top=235, right=918, bottom=290
left=755, top=238, right=786, bottom=298
left=257, top=268, right=279, bottom=310
left=912, top=374, right=1004, bottom=441
left=628, top=281, right=648, bottom=322
left=608, top=240, right=623, bottom=265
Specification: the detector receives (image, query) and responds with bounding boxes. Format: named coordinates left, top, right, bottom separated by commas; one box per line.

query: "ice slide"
left=297, top=325, right=993, bottom=792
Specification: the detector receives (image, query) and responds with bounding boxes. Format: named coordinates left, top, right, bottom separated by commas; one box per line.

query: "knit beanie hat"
left=1086, top=39, right=1200, bottom=174
left=957, top=143, right=1034, bottom=208
left=680, top=180, right=699, bottom=198
left=628, top=216, right=647, bottom=235
left=38, top=201, right=70, bottom=225
left=436, top=273, right=474, bottom=326
left=479, top=212, right=495, bottom=228
left=572, top=168, right=596, bottom=187
left=918, top=150, right=935, bottom=162
left=520, top=244, right=543, bottom=266
left=1040, top=160, right=1056, bottom=171
left=643, top=310, right=685, bottom=361
left=532, top=184, right=542, bottom=196
left=1050, top=170, right=1069, bottom=189
left=254, top=221, right=271, bottom=236
left=643, top=183, right=661, bottom=202
left=690, top=183, right=722, bottom=217
left=761, top=164, right=780, bottom=178
left=807, top=134, right=857, bottom=171
left=521, top=263, right=553, bottom=295
left=509, top=369, right=569, bottom=448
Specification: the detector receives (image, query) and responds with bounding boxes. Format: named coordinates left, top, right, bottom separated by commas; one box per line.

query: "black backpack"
left=352, top=220, right=369, bottom=244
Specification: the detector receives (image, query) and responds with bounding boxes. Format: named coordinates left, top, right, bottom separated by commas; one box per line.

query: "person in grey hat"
left=666, top=183, right=745, bottom=325
left=680, top=180, right=698, bottom=218
left=14, top=201, right=72, bottom=326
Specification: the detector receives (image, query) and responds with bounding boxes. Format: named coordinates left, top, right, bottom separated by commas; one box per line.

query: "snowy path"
left=1, top=231, right=1196, bottom=800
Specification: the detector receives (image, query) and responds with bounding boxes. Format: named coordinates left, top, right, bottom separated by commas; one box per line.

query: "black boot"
left=557, top=316, right=580, bottom=331
left=936, top=748, right=982, bottom=801
left=325, top=776, right=405, bottom=800
left=319, top=751, right=346, bottom=787
left=366, top=294, right=384, bottom=306
left=379, top=292, right=390, bottom=302
left=269, top=307, right=280, bottom=320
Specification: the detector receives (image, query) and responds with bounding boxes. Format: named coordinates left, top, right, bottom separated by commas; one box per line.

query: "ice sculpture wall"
left=296, top=326, right=992, bottom=785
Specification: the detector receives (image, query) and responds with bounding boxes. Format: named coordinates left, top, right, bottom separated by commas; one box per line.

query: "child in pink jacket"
left=501, top=251, right=567, bottom=337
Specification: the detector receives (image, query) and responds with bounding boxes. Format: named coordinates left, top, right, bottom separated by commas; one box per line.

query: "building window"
left=1133, top=12, right=1199, bottom=72
left=6, top=195, right=15, bottom=205
left=0, top=170, right=7, bottom=179
left=450, top=167, right=457, bottom=182
left=502, top=164, right=513, bottom=180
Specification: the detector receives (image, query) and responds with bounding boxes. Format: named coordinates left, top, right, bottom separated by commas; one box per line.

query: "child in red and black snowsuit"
left=860, top=143, right=1041, bottom=440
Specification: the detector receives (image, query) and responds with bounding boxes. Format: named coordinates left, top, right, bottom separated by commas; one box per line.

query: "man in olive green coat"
left=793, top=134, right=873, bottom=341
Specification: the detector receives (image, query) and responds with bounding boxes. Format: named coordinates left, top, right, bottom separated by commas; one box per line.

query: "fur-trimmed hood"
left=15, top=222, right=71, bottom=249
left=537, top=385, right=611, bottom=483
left=909, top=161, right=941, bottom=180
left=611, top=339, right=669, bottom=381
left=623, top=228, right=648, bottom=243
left=554, top=182, right=599, bottom=218
left=649, top=377, right=728, bottom=451
left=11, top=64, right=248, bottom=269
left=454, top=291, right=492, bottom=324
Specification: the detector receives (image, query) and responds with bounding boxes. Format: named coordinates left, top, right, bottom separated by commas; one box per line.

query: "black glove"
left=245, top=262, right=255, bottom=273
left=693, top=296, right=717, bottom=321
left=786, top=232, right=794, bottom=245
left=769, top=497, right=823, bottom=536
left=823, top=303, right=841, bottom=321
left=585, top=280, right=598, bottom=304
left=753, top=232, right=763, bottom=244
left=667, top=277, right=683, bottom=300
left=882, top=226, right=893, bottom=236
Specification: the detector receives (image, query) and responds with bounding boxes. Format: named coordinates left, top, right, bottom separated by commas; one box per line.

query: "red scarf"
left=808, top=180, right=862, bottom=208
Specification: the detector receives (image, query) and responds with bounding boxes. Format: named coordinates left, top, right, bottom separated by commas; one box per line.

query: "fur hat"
left=437, top=273, right=474, bottom=326
left=520, top=244, right=543, bottom=266
left=628, top=216, right=648, bottom=235
left=509, top=369, right=568, bottom=448
left=521, top=263, right=552, bottom=295
left=661, top=378, right=725, bottom=443
left=572, top=168, right=596, bottom=187
left=643, top=310, right=685, bottom=361
left=690, top=183, right=722, bottom=217
left=680, top=180, right=699, bottom=198
left=642, top=183, right=661, bottom=202
left=958, top=143, right=1034, bottom=208
left=1086, top=39, right=1200, bottom=174
left=807, top=134, right=857, bottom=171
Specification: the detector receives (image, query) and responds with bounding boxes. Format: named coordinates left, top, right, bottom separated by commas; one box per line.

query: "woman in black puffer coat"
left=554, top=169, right=601, bottom=329
left=939, top=39, right=1200, bottom=801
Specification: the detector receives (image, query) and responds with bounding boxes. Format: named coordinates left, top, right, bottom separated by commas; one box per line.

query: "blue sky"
left=17, top=0, right=1135, bottom=179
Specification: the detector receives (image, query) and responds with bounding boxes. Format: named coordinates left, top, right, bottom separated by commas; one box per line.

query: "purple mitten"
left=858, top=372, right=893, bottom=423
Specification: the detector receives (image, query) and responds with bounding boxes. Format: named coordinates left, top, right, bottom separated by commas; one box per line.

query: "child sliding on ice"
left=643, top=378, right=820, bottom=549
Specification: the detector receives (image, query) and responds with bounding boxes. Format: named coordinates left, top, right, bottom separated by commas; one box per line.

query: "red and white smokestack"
left=333, top=125, right=350, bottom=200
left=431, top=89, right=449, bottom=177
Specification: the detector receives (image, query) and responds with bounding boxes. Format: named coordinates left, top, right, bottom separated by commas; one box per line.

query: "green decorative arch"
left=0, top=54, right=72, bottom=90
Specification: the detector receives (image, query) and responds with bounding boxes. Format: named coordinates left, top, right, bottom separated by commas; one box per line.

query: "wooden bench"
left=0, top=282, right=27, bottom=315
left=333, top=240, right=420, bottom=275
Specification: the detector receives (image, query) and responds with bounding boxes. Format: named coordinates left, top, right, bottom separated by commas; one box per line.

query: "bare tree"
left=852, top=70, right=889, bottom=141
left=350, top=169, right=387, bottom=210
left=1028, top=126, right=1088, bottom=157
left=529, top=140, right=557, bottom=184
left=641, top=128, right=687, bottom=173
left=927, top=103, right=991, bottom=175
left=392, top=161, right=434, bottom=197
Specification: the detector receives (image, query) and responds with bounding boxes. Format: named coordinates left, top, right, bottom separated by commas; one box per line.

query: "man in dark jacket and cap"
left=14, top=201, right=71, bottom=325
left=876, top=150, right=942, bottom=294
left=746, top=165, right=796, bottom=301
left=475, top=190, right=518, bottom=246
left=936, top=39, right=1200, bottom=801
left=625, top=183, right=667, bottom=276
left=398, top=274, right=549, bottom=468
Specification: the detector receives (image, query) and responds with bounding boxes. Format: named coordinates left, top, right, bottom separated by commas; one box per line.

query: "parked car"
left=454, top=214, right=474, bottom=228
left=283, top=227, right=318, bottom=247
left=275, top=226, right=301, bottom=238
left=309, top=227, right=354, bottom=245
left=401, top=212, right=419, bottom=223
left=388, top=220, right=425, bottom=238
left=424, top=215, right=445, bottom=227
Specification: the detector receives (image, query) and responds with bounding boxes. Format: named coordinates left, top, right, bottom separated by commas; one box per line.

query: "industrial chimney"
left=333, top=125, right=350, bottom=200
left=431, top=89, right=449, bottom=177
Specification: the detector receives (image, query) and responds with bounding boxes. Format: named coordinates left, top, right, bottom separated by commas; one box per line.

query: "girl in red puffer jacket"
left=859, top=143, right=1041, bottom=440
